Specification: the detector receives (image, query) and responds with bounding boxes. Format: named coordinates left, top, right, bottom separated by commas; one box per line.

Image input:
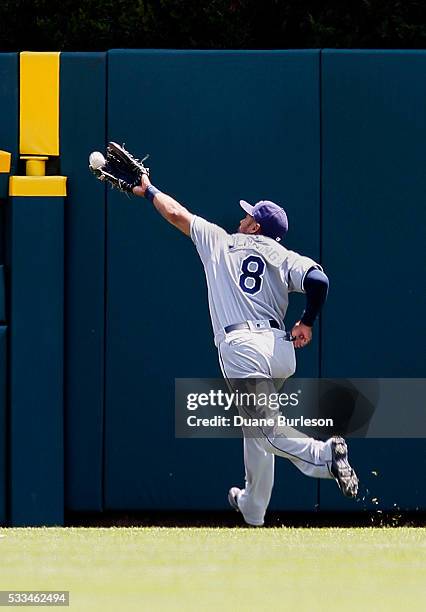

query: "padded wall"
left=0, top=325, right=6, bottom=525
left=0, top=263, right=6, bottom=525
left=3, top=49, right=424, bottom=522
left=105, top=50, right=321, bottom=511
left=0, top=52, right=17, bottom=524
left=8, top=195, right=64, bottom=526
left=61, top=53, right=106, bottom=511
left=0, top=53, right=19, bottom=175
left=320, top=50, right=426, bottom=510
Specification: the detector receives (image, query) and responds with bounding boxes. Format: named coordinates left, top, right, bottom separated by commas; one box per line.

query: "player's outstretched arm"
left=133, top=174, right=193, bottom=236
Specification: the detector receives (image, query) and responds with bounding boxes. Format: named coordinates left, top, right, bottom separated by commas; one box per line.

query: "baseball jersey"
left=190, top=216, right=321, bottom=346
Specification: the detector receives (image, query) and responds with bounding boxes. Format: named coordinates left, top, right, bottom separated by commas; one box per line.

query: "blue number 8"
left=239, top=255, right=265, bottom=295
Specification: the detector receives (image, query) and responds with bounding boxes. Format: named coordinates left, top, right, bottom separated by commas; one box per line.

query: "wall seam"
left=317, top=48, right=324, bottom=512
left=101, top=52, right=108, bottom=513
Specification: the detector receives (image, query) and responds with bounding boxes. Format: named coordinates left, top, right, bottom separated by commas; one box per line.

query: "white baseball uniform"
left=190, top=215, right=334, bottom=526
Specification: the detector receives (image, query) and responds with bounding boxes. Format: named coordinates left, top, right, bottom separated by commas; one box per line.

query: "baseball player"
left=133, top=176, right=359, bottom=527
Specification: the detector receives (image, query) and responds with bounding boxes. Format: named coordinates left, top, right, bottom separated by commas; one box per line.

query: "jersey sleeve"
left=286, top=250, right=322, bottom=293
left=190, top=215, right=228, bottom=264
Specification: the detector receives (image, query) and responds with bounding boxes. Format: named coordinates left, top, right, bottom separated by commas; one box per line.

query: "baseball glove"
left=89, top=142, right=150, bottom=193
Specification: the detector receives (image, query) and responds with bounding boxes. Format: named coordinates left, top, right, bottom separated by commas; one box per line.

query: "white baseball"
left=89, top=151, right=105, bottom=169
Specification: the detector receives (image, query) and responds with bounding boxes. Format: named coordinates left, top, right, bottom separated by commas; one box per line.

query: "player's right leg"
left=266, top=333, right=358, bottom=496
left=220, top=330, right=358, bottom=501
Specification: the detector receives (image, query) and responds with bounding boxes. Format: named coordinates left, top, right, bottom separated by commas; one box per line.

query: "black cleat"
left=330, top=437, right=359, bottom=498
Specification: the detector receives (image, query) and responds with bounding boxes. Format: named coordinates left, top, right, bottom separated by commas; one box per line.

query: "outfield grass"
left=0, top=527, right=425, bottom=611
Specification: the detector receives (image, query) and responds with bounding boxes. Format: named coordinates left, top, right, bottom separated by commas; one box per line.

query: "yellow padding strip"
left=20, top=52, right=60, bottom=156
left=0, top=151, right=11, bottom=173
left=9, top=176, right=67, bottom=197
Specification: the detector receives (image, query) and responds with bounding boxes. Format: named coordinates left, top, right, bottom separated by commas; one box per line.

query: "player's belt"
left=224, top=319, right=280, bottom=334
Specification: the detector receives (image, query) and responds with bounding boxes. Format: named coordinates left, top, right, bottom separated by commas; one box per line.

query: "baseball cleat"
left=330, top=437, right=359, bottom=498
left=228, top=487, right=242, bottom=512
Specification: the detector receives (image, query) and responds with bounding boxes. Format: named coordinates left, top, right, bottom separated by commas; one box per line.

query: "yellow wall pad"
left=20, top=156, right=49, bottom=176
left=9, top=176, right=67, bottom=197
left=0, top=151, right=11, bottom=173
left=20, top=52, right=60, bottom=156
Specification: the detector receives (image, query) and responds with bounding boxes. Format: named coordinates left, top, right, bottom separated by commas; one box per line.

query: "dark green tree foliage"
left=0, top=0, right=425, bottom=50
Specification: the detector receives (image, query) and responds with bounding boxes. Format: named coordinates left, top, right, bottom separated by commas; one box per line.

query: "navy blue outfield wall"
left=8, top=195, right=64, bottom=526
left=0, top=52, right=18, bottom=525
left=321, top=50, right=426, bottom=378
left=0, top=325, right=6, bottom=525
left=0, top=53, right=19, bottom=175
left=319, top=50, right=426, bottom=511
left=60, top=52, right=106, bottom=512
left=0, top=266, right=6, bottom=526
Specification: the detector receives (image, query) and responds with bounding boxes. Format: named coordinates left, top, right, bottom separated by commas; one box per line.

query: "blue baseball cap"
left=240, top=199, right=288, bottom=242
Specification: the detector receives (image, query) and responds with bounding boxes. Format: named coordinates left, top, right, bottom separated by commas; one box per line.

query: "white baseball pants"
left=218, top=328, right=334, bottom=526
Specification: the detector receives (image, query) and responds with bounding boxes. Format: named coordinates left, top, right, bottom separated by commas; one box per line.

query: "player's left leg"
left=229, top=436, right=275, bottom=526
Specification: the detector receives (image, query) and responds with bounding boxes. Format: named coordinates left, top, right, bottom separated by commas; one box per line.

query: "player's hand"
left=291, top=321, right=312, bottom=348
left=133, top=173, right=151, bottom=197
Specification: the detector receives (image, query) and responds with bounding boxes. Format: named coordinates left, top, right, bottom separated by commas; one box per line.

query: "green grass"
left=0, top=527, right=425, bottom=611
